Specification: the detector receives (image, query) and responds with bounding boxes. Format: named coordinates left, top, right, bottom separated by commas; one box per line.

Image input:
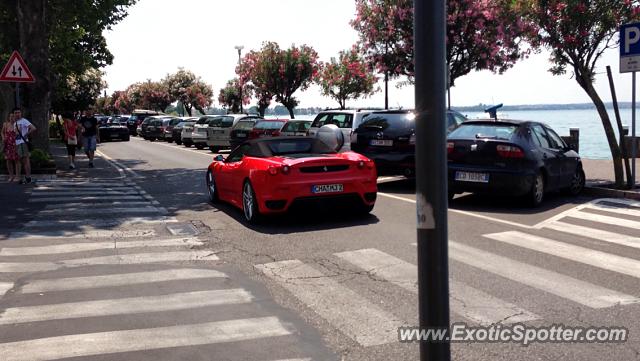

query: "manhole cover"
left=166, top=223, right=199, bottom=236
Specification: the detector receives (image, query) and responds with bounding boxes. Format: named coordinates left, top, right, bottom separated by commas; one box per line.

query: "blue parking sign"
left=621, top=22, right=640, bottom=73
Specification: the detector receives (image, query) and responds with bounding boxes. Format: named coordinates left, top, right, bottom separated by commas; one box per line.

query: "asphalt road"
left=2, top=136, right=640, bottom=361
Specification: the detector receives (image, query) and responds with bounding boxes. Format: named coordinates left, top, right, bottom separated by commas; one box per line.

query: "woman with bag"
left=1, top=113, right=19, bottom=182
left=62, top=112, right=79, bottom=170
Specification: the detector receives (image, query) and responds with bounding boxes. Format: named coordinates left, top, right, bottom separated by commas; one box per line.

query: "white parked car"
left=307, top=109, right=378, bottom=152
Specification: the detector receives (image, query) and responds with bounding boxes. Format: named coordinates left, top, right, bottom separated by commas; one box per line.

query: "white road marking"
left=24, top=216, right=177, bottom=228
left=96, top=149, right=143, bottom=179
left=255, top=259, right=402, bottom=347
left=335, top=249, right=539, bottom=325
left=0, top=282, right=12, bottom=297
left=28, top=195, right=146, bottom=203
left=0, top=251, right=219, bottom=273
left=7, top=229, right=156, bottom=241
left=449, top=242, right=639, bottom=308
left=566, top=210, right=640, bottom=230
left=37, top=206, right=165, bottom=216
left=377, top=192, right=536, bottom=229
left=0, top=237, right=202, bottom=256
left=0, top=317, right=291, bottom=361
left=42, top=201, right=154, bottom=209
left=35, top=185, right=131, bottom=191
left=34, top=181, right=132, bottom=187
left=484, top=231, right=640, bottom=279
left=148, top=139, right=216, bottom=157
left=0, top=289, right=253, bottom=325
left=544, top=221, right=640, bottom=248
left=30, top=190, right=140, bottom=196
left=22, top=268, right=227, bottom=294
left=585, top=203, right=640, bottom=218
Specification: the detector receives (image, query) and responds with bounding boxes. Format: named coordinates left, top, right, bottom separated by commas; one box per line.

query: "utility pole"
left=234, top=45, right=244, bottom=114
left=414, top=0, right=451, bottom=360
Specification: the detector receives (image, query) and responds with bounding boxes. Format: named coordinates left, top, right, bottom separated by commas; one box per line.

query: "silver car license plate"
left=455, top=171, right=489, bottom=183
left=370, top=139, right=393, bottom=146
left=311, top=184, right=344, bottom=194
left=236, top=133, right=247, bottom=138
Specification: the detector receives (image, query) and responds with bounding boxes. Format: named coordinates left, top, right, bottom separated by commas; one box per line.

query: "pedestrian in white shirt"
left=13, top=107, right=36, bottom=184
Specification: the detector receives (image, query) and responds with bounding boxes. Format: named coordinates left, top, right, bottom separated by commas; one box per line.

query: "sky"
left=102, top=0, right=636, bottom=109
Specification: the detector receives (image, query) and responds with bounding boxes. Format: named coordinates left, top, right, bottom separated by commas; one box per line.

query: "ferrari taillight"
left=268, top=165, right=290, bottom=175
left=358, top=161, right=365, bottom=169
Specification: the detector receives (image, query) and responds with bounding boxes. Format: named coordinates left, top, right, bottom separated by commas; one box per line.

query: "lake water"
left=272, top=108, right=638, bottom=159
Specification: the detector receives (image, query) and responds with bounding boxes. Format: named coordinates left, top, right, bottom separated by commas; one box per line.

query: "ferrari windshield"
left=265, top=138, right=336, bottom=156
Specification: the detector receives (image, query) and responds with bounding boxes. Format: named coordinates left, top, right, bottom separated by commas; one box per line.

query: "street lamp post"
left=234, top=45, right=244, bottom=113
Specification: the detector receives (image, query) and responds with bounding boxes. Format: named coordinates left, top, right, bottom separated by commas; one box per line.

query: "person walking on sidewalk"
left=1, top=113, right=19, bottom=182
left=62, top=112, right=79, bottom=170
left=80, top=109, right=99, bottom=168
left=13, top=107, right=36, bottom=184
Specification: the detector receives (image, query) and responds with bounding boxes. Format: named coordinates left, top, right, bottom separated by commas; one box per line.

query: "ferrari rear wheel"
left=206, top=170, right=219, bottom=203
left=242, top=181, right=261, bottom=224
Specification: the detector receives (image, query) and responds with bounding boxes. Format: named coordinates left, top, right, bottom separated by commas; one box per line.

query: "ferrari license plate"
left=370, top=139, right=393, bottom=146
left=455, top=171, right=489, bottom=183
left=312, top=184, right=344, bottom=194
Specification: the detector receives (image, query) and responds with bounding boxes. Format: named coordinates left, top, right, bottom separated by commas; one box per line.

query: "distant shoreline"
left=452, top=102, right=635, bottom=112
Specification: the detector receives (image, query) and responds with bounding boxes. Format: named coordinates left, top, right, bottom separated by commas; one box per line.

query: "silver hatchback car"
left=206, top=114, right=262, bottom=152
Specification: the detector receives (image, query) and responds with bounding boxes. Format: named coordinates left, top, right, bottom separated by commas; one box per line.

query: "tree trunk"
left=606, top=66, right=633, bottom=188
left=384, top=72, right=389, bottom=110
left=17, top=0, right=51, bottom=152
left=286, top=106, right=295, bottom=119
left=577, top=70, right=624, bottom=187
left=258, top=104, right=267, bottom=117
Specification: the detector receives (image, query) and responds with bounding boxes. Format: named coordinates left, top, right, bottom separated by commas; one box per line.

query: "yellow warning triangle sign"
left=0, top=51, right=35, bottom=83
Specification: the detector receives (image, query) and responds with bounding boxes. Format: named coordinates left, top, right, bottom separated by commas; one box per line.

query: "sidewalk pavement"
left=582, top=158, right=640, bottom=200
left=0, top=141, right=122, bottom=240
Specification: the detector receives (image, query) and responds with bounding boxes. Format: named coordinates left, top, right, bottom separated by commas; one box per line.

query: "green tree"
left=52, top=68, right=107, bottom=113
left=218, top=78, right=251, bottom=113
left=0, top=0, right=137, bottom=151
left=317, top=47, right=378, bottom=109
left=524, top=0, right=640, bottom=188
left=164, top=69, right=214, bottom=116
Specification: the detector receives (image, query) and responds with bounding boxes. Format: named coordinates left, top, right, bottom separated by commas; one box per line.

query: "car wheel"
left=195, top=144, right=205, bottom=150
left=184, top=143, right=192, bottom=148
left=123, top=136, right=130, bottom=142
left=568, top=167, right=585, bottom=196
left=166, top=139, right=173, bottom=143
left=206, top=170, right=219, bottom=203
left=209, top=146, right=219, bottom=153
left=528, top=171, right=545, bottom=207
left=359, top=204, right=375, bottom=214
left=242, top=181, right=261, bottom=224
left=176, top=140, right=182, bottom=145
left=149, top=138, right=156, bottom=142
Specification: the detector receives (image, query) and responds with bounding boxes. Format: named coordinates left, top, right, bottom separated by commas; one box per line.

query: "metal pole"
left=15, top=83, right=20, bottom=108
left=414, top=0, right=450, bottom=360
left=237, top=48, right=243, bottom=114
left=633, top=71, right=637, bottom=188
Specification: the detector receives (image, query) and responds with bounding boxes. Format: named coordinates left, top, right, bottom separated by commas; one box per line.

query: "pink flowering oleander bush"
left=351, top=0, right=535, bottom=86
left=237, top=42, right=319, bottom=118
left=317, top=47, right=378, bottom=109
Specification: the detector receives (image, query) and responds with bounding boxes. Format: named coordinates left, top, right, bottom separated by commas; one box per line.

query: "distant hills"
left=453, top=102, right=635, bottom=112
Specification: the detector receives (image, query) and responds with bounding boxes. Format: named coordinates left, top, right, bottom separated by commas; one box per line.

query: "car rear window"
left=255, top=121, right=285, bottom=130
left=449, top=123, right=519, bottom=140
left=209, top=116, right=234, bottom=128
left=358, top=113, right=415, bottom=132
left=266, top=139, right=335, bottom=156
left=282, top=121, right=311, bottom=132
left=234, top=120, right=257, bottom=131
left=311, top=113, right=353, bottom=129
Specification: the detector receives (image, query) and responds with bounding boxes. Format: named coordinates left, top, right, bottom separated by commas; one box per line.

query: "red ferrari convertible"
left=205, top=137, right=377, bottom=223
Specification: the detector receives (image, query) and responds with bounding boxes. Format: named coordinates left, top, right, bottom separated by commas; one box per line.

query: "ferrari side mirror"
left=214, top=155, right=225, bottom=162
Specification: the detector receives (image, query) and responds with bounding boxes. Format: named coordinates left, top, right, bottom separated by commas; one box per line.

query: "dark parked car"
left=447, top=120, right=585, bottom=206
left=98, top=118, right=130, bottom=142
left=248, top=119, right=287, bottom=139
left=140, top=116, right=172, bottom=141
left=351, top=109, right=467, bottom=176
left=127, top=110, right=160, bottom=136
left=229, top=119, right=260, bottom=150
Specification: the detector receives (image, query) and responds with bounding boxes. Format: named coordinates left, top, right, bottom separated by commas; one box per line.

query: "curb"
left=584, top=183, right=640, bottom=201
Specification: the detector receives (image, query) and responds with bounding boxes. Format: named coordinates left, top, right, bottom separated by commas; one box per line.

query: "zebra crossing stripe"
left=450, top=242, right=640, bottom=308
left=30, top=190, right=140, bottom=196
left=37, top=206, right=165, bottom=216
left=0, top=289, right=253, bottom=325
left=22, top=269, right=227, bottom=294
left=8, top=229, right=156, bottom=241
left=0, top=251, right=219, bottom=273
left=585, top=203, right=640, bottom=218
left=0, top=282, right=12, bottom=297
left=255, top=260, right=402, bottom=347
left=24, top=216, right=177, bottom=228
left=42, top=201, right=153, bottom=209
left=335, top=249, right=539, bottom=325
left=29, top=196, right=146, bottom=203
left=567, top=210, right=640, bottom=229
left=0, top=317, right=291, bottom=361
left=484, top=231, right=640, bottom=279
left=0, top=237, right=203, bottom=256
left=544, top=221, right=640, bottom=248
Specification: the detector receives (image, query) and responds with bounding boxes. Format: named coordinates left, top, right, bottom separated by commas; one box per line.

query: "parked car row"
left=131, top=108, right=583, bottom=207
